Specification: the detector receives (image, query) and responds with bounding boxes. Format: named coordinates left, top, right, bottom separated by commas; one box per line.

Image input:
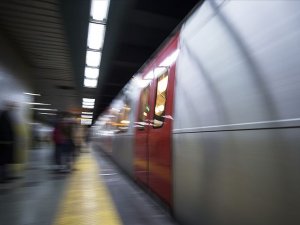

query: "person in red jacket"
left=52, top=120, right=65, bottom=169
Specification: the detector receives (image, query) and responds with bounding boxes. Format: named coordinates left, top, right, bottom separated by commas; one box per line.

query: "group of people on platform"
left=0, top=102, right=86, bottom=181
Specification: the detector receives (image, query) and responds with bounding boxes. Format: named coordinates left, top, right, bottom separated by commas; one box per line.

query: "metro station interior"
left=0, top=1, right=300, bottom=225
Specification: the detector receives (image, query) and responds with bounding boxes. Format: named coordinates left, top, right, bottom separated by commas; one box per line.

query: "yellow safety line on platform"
left=53, top=153, right=122, bottom=225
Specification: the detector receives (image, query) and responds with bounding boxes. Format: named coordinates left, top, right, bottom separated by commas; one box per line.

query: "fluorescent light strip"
left=86, top=51, right=101, bottom=67
left=82, top=111, right=93, bottom=115
left=84, top=0, right=111, bottom=90
left=81, top=119, right=92, bottom=122
left=82, top=102, right=94, bottom=106
left=83, top=98, right=95, bottom=103
left=85, top=67, right=99, bottom=79
left=31, top=108, right=57, bottom=111
left=84, top=78, right=98, bottom=88
left=90, top=0, right=109, bottom=22
left=87, top=23, right=105, bottom=50
left=82, top=102, right=95, bottom=106
left=24, top=92, right=41, bottom=96
left=27, top=102, right=51, bottom=106
left=81, top=115, right=93, bottom=119
left=82, top=103, right=94, bottom=106
left=82, top=105, right=94, bottom=109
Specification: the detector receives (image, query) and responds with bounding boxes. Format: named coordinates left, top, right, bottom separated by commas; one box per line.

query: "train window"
left=137, top=85, right=150, bottom=129
left=106, top=109, right=118, bottom=132
left=116, top=103, right=131, bottom=132
left=153, top=71, right=168, bottom=128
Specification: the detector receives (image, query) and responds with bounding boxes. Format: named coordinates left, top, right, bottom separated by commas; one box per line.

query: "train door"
left=147, top=64, right=176, bottom=206
left=134, top=84, right=151, bottom=186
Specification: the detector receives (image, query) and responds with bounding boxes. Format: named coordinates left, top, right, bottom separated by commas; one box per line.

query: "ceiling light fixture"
left=82, top=105, right=94, bottom=109
left=82, top=102, right=95, bottom=106
left=87, top=23, right=105, bottom=50
left=81, top=112, right=93, bottom=115
left=81, top=115, right=93, bottom=119
left=83, top=0, right=111, bottom=90
left=85, top=67, right=99, bottom=79
left=31, top=108, right=58, bottom=111
left=83, top=98, right=95, bottom=103
left=86, top=51, right=101, bottom=67
left=27, top=102, right=51, bottom=106
left=82, top=111, right=93, bottom=115
left=24, top=92, right=41, bottom=96
left=90, top=0, right=110, bottom=22
left=84, top=78, right=98, bottom=88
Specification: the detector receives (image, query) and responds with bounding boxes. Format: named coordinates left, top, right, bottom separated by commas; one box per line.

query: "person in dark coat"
left=0, top=102, right=16, bottom=182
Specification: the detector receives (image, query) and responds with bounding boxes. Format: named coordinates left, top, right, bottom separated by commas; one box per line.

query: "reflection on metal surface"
left=159, top=49, right=180, bottom=67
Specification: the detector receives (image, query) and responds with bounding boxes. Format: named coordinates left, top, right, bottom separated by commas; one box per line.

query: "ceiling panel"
left=0, top=0, right=91, bottom=120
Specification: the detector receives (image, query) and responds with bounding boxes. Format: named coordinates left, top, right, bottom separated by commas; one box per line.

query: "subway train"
left=92, top=1, right=300, bottom=225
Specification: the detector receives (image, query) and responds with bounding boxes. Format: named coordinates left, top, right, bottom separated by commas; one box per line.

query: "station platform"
left=0, top=145, right=177, bottom=225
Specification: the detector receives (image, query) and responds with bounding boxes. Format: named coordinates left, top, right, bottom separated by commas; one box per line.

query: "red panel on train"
left=134, top=34, right=179, bottom=205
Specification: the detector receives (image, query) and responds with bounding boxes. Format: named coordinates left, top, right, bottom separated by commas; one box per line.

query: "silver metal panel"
left=173, top=1, right=300, bottom=225
left=93, top=79, right=142, bottom=177
left=174, top=0, right=300, bottom=130
left=110, top=81, right=142, bottom=177
left=92, top=136, right=113, bottom=154
left=112, top=134, right=134, bottom=177
left=173, top=128, right=300, bottom=225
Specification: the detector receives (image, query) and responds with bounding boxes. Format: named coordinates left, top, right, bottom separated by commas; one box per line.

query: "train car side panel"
left=173, top=1, right=300, bottom=225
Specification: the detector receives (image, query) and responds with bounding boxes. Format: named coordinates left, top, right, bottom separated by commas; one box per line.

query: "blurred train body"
left=92, top=1, right=300, bottom=225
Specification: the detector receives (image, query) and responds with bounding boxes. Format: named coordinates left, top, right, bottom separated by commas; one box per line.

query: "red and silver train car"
left=92, top=1, right=300, bottom=225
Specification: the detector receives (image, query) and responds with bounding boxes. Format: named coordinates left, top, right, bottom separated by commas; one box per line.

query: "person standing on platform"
left=0, top=102, right=16, bottom=183
left=52, top=118, right=64, bottom=170
left=61, top=114, right=75, bottom=172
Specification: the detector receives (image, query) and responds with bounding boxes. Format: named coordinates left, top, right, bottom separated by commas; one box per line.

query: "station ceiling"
left=0, top=0, right=201, bottom=122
